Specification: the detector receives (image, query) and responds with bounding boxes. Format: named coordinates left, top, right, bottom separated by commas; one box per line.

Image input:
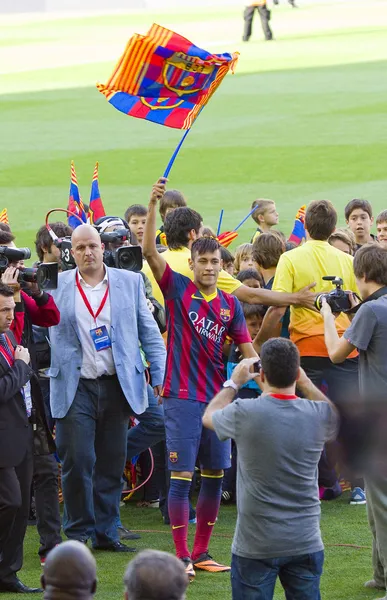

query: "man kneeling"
left=203, top=338, right=339, bottom=600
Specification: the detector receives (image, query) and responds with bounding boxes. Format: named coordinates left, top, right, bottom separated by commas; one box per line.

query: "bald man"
left=41, top=541, right=97, bottom=600
left=49, top=225, right=166, bottom=552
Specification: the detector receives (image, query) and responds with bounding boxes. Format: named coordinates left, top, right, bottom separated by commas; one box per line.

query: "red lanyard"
left=0, top=333, right=15, bottom=367
left=75, top=272, right=109, bottom=323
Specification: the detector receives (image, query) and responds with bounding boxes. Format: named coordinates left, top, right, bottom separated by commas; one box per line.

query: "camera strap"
left=75, top=272, right=109, bottom=324
left=346, top=286, right=387, bottom=315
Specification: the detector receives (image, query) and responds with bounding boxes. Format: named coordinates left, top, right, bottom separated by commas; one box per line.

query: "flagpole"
left=216, top=209, right=224, bottom=236
left=233, top=206, right=257, bottom=232
left=163, top=128, right=191, bottom=179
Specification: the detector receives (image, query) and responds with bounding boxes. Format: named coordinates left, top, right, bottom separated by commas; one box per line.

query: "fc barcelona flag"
left=67, top=161, right=87, bottom=229
left=0, top=209, right=9, bottom=225
left=88, top=162, right=106, bottom=225
left=97, top=23, right=238, bottom=130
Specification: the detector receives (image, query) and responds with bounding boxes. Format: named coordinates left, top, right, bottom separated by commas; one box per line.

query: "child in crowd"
left=156, top=189, right=187, bottom=246
left=222, top=302, right=266, bottom=503
left=234, top=243, right=258, bottom=274
left=328, top=228, right=356, bottom=256
left=250, top=198, right=279, bottom=242
left=236, top=268, right=264, bottom=288
left=252, top=232, right=290, bottom=344
left=376, top=210, right=387, bottom=249
left=345, top=198, right=376, bottom=250
left=201, top=225, right=216, bottom=237
left=124, top=204, right=147, bottom=246
left=220, top=247, right=235, bottom=275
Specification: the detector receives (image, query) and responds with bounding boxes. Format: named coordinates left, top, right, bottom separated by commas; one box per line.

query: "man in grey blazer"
left=49, top=224, right=166, bottom=552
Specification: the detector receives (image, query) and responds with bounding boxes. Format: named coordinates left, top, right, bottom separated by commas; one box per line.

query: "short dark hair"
left=261, top=338, right=300, bottom=388
left=35, top=222, right=73, bottom=262
left=241, top=302, right=266, bottom=320
left=305, top=200, right=337, bottom=240
left=0, top=282, right=14, bottom=298
left=159, top=190, right=187, bottom=220
left=345, top=198, right=373, bottom=221
left=353, top=244, right=387, bottom=286
left=124, top=549, right=188, bottom=600
left=164, top=207, right=202, bottom=250
left=191, top=236, right=221, bottom=259
left=237, top=268, right=264, bottom=287
left=252, top=232, right=285, bottom=269
left=0, top=223, right=12, bottom=233
left=124, top=204, right=147, bottom=222
left=376, top=210, right=387, bottom=225
left=220, top=247, right=234, bottom=264
left=0, top=230, right=15, bottom=245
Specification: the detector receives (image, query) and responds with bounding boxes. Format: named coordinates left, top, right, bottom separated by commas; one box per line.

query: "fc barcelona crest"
left=162, top=52, right=215, bottom=97
left=169, top=452, right=178, bottom=463
left=220, top=308, right=231, bottom=322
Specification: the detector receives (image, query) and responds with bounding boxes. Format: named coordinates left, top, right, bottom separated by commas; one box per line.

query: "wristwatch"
left=223, top=379, right=239, bottom=392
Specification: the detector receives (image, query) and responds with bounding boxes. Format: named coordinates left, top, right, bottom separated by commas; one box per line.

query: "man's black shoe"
left=93, top=541, right=137, bottom=553
left=118, top=526, right=141, bottom=540
left=0, top=579, right=42, bottom=593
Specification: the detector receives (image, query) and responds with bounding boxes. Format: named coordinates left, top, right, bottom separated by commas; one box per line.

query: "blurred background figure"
left=242, top=0, right=273, bottom=42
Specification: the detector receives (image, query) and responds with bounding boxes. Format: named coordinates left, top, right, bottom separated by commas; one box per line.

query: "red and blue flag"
left=288, top=205, right=306, bottom=246
left=97, top=23, right=238, bottom=130
left=67, top=161, right=87, bottom=229
left=88, top=162, right=106, bottom=225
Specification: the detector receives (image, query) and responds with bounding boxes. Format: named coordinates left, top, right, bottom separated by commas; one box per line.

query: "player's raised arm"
left=143, top=178, right=168, bottom=282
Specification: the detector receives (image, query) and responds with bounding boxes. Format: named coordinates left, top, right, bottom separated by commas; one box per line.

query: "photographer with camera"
left=49, top=224, right=165, bottom=552
left=203, top=340, right=338, bottom=600
left=272, top=200, right=364, bottom=504
left=0, top=278, right=56, bottom=593
left=321, top=244, right=387, bottom=597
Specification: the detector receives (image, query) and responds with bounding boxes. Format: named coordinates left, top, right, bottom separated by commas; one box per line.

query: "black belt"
left=81, top=374, right=117, bottom=381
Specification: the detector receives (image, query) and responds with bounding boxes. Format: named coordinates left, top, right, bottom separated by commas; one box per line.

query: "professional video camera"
left=0, top=247, right=58, bottom=290
left=54, top=229, right=143, bottom=273
left=314, top=276, right=357, bottom=313
left=100, top=229, right=143, bottom=272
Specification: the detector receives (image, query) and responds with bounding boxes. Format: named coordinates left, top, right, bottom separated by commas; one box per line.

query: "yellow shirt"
left=272, top=240, right=359, bottom=357
left=142, top=246, right=242, bottom=307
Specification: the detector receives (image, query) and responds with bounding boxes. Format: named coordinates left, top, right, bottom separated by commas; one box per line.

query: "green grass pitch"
left=1, top=2, right=387, bottom=598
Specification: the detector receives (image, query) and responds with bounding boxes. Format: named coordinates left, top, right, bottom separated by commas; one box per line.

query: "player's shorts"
left=163, top=397, right=231, bottom=472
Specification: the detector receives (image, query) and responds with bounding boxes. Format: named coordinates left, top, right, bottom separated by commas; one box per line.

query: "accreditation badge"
left=90, top=325, right=112, bottom=352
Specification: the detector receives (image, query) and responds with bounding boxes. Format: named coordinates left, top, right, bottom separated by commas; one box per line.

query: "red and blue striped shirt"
left=159, top=264, right=251, bottom=403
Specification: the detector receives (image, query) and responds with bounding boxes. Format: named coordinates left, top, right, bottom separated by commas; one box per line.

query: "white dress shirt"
left=75, top=267, right=116, bottom=379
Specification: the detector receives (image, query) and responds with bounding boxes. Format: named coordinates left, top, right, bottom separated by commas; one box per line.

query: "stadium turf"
left=1, top=2, right=387, bottom=598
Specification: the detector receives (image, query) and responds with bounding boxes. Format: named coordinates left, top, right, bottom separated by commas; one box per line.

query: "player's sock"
left=168, top=476, right=192, bottom=559
left=192, top=474, right=223, bottom=560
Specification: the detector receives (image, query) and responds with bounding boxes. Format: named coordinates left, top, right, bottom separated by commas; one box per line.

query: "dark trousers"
left=231, top=550, right=324, bottom=600
left=55, top=376, right=131, bottom=547
left=243, top=5, right=273, bottom=41
left=34, top=376, right=61, bottom=558
left=33, top=454, right=62, bottom=558
left=0, top=449, right=33, bottom=583
left=300, top=357, right=363, bottom=488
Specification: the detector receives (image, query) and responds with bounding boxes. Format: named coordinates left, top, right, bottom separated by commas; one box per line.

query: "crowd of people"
left=0, top=183, right=387, bottom=599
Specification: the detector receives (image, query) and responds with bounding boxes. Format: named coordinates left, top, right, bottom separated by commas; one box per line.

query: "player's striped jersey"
left=159, top=264, right=251, bottom=403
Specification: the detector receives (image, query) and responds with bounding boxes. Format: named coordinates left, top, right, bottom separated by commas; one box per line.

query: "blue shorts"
left=164, top=397, right=231, bottom=472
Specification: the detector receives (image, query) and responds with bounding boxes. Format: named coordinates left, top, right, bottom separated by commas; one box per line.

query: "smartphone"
left=253, top=359, right=262, bottom=374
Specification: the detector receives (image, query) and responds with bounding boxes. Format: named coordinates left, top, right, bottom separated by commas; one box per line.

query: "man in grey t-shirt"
left=203, top=338, right=338, bottom=600
left=322, top=244, right=387, bottom=598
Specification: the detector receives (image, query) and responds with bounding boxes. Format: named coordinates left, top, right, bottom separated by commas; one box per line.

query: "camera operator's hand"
left=348, top=292, right=360, bottom=309
left=153, top=385, right=163, bottom=404
left=1, top=266, right=21, bottom=301
left=150, top=178, right=167, bottom=205
left=15, top=345, right=30, bottom=365
left=319, top=297, right=333, bottom=319
left=231, top=357, right=260, bottom=389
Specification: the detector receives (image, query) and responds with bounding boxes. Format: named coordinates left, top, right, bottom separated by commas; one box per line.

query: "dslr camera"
left=0, top=247, right=58, bottom=290
left=314, top=276, right=353, bottom=313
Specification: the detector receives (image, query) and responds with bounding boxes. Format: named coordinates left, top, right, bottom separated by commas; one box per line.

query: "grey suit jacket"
left=49, top=268, right=166, bottom=418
